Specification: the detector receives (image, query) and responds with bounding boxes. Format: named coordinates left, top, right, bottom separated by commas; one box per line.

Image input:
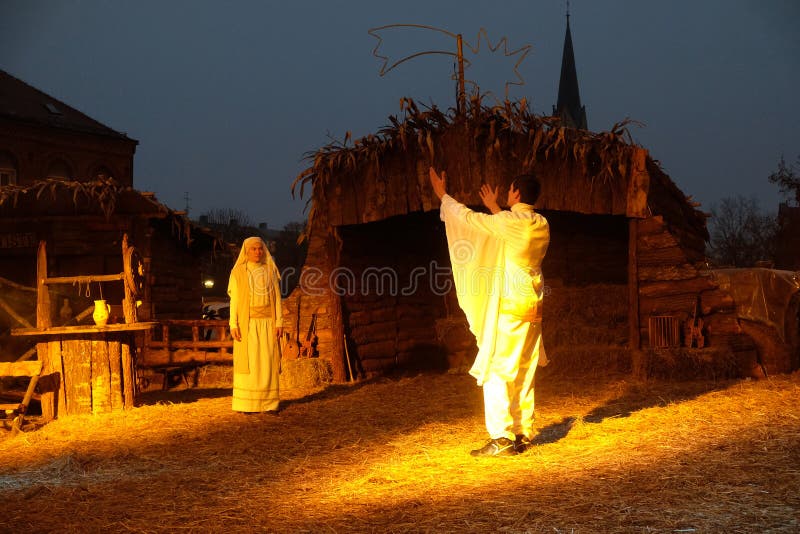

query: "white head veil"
left=235, top=236, right=280, bottom=279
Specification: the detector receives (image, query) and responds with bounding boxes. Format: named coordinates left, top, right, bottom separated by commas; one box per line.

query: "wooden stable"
left=11, top=236, right=155, bottom=419
left=287, top=100, right=776, bottom=381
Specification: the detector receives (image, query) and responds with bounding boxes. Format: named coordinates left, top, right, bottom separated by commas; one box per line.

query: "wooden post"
left=122, top=233, right=137, bottom=324
left=36, top=241, right=51, bottom=329
left=121, top=342, right=135, bottom=407
left=36, top=241, right=57, bottom=420
left=628, top=218, right=641, bottom=350
left=326, top=227, right=347, bottom=382
left=329, top=292, right=346, bottom=382
left=456, top=33, right=466, bottom=115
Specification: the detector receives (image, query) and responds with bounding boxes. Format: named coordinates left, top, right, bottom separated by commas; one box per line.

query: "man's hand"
left=479, top=184, right=501, bottom=214
left=429, top=167, right=447, bottom=200
left=230, top=326, right=242, bottom=342
left=276, top=326, right=284, bottom=339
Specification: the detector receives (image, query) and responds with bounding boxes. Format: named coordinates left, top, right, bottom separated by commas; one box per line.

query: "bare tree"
left=201, top=208, right=253, bottom=228
left=274, top=220, right=308, bottom=296
left=708, top=196, right=778, bottom=267
left=768, top=154, right=800, bottom=205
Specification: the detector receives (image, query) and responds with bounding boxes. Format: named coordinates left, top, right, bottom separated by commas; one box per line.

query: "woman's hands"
left=230, top=326, right=242, bottom=342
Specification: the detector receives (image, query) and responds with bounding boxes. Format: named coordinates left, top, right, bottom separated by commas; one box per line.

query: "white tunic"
left=440, top=194, right=550, bottom=385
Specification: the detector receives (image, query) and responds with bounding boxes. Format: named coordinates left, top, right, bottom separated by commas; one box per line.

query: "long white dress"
left=228, top=261, right=281, bottom=412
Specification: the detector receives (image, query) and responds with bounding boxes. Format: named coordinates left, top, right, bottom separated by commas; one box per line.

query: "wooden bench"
left=0, top=360, right=42, bottom=435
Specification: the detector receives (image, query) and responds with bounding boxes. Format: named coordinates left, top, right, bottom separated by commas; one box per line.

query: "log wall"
left=147, top=219, right=204, bottom=319
left=635, top=215, right=759, bottom=377
left=337, top=211, right=448, bottom=376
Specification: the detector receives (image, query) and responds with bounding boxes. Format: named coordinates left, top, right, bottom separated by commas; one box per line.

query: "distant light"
left=203, top=279, right=215, bottom=289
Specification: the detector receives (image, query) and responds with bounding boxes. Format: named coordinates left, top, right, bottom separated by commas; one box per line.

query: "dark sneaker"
left=514, top=435, right=532, bottom=453
left=470, top=437, right=518, bottom=457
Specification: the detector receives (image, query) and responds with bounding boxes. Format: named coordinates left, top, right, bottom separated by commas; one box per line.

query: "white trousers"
left=482, top=315, right=543, bottom=440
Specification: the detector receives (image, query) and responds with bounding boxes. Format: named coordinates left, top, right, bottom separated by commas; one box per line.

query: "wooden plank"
left=637, top=246, right=687, bottom=266
left=638, top=263, right=700, bottom=282
left=108, top=340, right=123, bottom=411
left=0, top=360, right=42, bottom=377
left=638, top=276, right=717, bottom=298
left=38, top=342, right=55, bottom=421
left=146, top=340, right=233, bottom=349
left=12, top=322, right=158, bottom=336
left=90, top=339, right=112, bottom=414
left=141, top=349, right=233, bottom=367
left=61, top=340, right=91, bottom=415
left=153, top=319, right=229, bottom=327
left=639, top=292, right=698, bottom=317
left=638, top=232, right=679, bottom=250
left=0, top=296, right=34, bottom=328
left=637, top=216, right=666, bottom=235
left=121, top=342, right=135, bottom=408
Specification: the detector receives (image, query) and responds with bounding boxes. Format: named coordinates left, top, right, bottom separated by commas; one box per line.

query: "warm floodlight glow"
left=203, top=279, right=215, bottom=289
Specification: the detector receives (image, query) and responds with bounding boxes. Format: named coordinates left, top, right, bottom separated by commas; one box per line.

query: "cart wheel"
left=124, top=246, right=145, bottom=298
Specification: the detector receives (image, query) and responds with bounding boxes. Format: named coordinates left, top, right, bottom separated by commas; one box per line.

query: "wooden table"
left=12, top=323, right=157, bottom=419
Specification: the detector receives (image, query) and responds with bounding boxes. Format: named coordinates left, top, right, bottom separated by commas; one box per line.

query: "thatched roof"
left=0, top=178, right=221, bottom=250
left=293, top=97, right=707, bottom=241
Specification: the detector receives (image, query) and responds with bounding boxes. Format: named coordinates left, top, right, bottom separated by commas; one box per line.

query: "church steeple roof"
left=553, top=8, right=588, bottom=129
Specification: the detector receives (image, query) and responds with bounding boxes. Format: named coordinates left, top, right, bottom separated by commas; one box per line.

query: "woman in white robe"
left=228, top=236, right=283, bottom=413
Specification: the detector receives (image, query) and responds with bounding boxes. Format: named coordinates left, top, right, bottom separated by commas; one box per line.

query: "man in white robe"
left=430, top=167, right=550, bottom=456
left=228, top=236, right=283, bottom=413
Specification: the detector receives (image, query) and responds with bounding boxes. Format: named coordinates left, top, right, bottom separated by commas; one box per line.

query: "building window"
left=0, top=151, right=18, bottom=185
left=46, top=159, right=73, bottom=181
left=92, top=165, right=114, bottom=181
left=0, top=168, right=16, bottom=186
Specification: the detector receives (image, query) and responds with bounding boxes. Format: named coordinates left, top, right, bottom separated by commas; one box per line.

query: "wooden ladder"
left=0, top=360, right=43, bottom=435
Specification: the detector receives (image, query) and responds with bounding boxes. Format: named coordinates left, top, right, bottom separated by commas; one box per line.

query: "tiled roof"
left=0, top=68, right=137, bottom=142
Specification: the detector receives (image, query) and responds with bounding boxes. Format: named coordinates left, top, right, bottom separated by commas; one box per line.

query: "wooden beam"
left=0, top=360, right=42, bottom=377
left=36, top=241, right=51, bottom=329
left=628, top=218, right=641, bottom=350
left=0, top=296, right=33, bottom=328
left=43, top=273, right=125, bottom=285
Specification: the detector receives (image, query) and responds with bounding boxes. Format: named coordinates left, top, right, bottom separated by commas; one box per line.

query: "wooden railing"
left=141, top=319, right=233, bottom=368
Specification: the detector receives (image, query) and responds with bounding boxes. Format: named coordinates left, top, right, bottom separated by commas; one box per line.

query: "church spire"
left=553, top=4, right=588, bottom=129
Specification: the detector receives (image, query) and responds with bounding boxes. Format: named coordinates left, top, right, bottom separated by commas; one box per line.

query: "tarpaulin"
left=711, top=268, right=800, bottom=342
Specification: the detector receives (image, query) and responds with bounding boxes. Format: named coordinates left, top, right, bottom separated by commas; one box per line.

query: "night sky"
left=1, top=0, right=797, bottom=229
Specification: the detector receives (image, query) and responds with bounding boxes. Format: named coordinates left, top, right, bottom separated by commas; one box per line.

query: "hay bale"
left=280, top=357, right=332, bottom=390
left=544, top=346, right=632, bottom=377
left=638, top=347, right=740, bottom=380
